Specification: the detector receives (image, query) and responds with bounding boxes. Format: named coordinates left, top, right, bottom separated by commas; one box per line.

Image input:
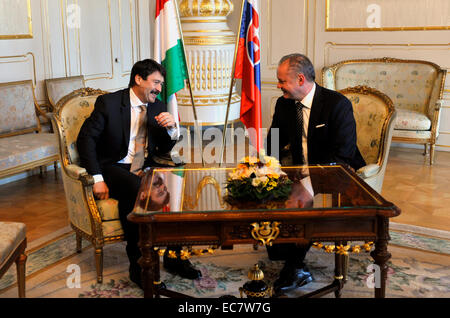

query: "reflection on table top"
left=132, top=165, right=396, bottom=216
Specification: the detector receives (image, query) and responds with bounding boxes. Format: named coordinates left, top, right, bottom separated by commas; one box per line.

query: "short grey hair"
left=279, top=53, right=315, bottom=82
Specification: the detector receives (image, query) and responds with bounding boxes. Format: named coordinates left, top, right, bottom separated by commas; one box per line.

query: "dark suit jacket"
left=266, top=84, right=366, bottom=170
left=77, top=88, right=176, bottom=176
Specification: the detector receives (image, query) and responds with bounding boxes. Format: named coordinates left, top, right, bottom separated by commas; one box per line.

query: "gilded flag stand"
left=219, top=0, right=246, bottom=167
left=173, top=0, right=204, bottom=166
left=220, top=0, right=263, bottom=166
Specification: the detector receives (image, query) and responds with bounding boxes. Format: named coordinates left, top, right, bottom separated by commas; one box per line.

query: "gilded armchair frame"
left=322, top=57, right=447, bottom=165
left=51, top=88, right=124, bottom=283
left=339, top=86, right=396, bottom=193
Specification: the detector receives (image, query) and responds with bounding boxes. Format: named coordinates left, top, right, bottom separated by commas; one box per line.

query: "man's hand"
left=93, top=181, right=109, bottom=200
left=155, top=112, right=176, bottom=129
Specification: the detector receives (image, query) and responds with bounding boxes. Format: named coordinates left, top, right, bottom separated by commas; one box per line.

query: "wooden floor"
left=382, top=147, right=450, bottom=232
left=0, top=147, right=449, bottom=244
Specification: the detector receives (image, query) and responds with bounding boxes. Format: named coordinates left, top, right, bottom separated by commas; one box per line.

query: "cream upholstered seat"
left=45, top=76, right=85, bottom=112
left=50, top=88, right=124, bottom=283
left=322, top=57, right=447, bottom=165
left=339, top=86, right=397, bottom=194
left=0, top=221, right=27, bottom=298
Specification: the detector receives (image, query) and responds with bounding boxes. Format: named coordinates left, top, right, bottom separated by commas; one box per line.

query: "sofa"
left=0, top=80, right=59, bottom=179
left=322, top=57, right=447, bottom=164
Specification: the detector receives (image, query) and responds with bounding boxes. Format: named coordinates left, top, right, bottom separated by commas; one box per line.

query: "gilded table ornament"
left=239, top=264, right=273, bottom=298
left=313, top=241, right=374, bottom=254
left=250, top=221, right=281, bottom=247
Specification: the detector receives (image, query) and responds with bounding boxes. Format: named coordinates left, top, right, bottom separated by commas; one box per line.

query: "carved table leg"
left=370, top=217, right=391, bottom=298
left=334, top=241, right=345, bottom=298
left=138, top=224, right=154, bottom=298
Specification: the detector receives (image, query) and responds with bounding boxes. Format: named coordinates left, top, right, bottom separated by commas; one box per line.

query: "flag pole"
left=219, top=0, right=246, bottom=167
left=173, top=0, right=204, bottom=166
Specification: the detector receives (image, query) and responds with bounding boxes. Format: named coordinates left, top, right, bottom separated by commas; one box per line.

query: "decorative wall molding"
left=0, top=0, right=33, bottom=39
left=0, top=52, right=36, bottom=85
left=325, top=0, right=450, bottom=32
left=264, top=0, right=309, bottom=70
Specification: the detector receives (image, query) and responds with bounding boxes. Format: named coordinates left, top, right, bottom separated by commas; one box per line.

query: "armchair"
left=339, top=86, right=397, bottom=194
left=323, top=57, right=447, bottom=165
left=50, top=88, right=124, bottom=283
left=45, top=76, right=85, bottom=112
left=0, top=221, right=27, bottom=297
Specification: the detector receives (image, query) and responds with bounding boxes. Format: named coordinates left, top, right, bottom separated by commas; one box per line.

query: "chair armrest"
left=65, top=164, right=87, bottom=179
left=65, top=164, right=95, bottom=187
left=356, top=164, right=381, bottom=179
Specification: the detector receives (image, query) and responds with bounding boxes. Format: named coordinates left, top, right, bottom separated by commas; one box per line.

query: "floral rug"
left=0, top=230, right=449, bottom=298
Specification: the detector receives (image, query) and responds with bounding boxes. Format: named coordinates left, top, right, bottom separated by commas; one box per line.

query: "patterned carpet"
left=0, top=230, right=449, bottom=298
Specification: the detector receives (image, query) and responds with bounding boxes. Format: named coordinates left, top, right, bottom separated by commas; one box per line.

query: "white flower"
left=252, top=178, right=262, bottom=187
left=252, top=176, right=268, bottom=187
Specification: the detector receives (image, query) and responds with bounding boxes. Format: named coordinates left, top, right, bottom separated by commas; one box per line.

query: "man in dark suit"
left=77, top=59, right=201, bottom=289
left=266, top=53, right=365, bottom=295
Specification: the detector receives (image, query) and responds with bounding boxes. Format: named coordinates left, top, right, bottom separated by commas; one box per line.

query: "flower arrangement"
left=225, top=155, right=292, bottom=203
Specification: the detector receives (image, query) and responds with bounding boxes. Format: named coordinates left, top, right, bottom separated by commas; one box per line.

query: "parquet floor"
left=0, top=147, right=449, bottom=245
left=382, top=147, right=450, bottom=232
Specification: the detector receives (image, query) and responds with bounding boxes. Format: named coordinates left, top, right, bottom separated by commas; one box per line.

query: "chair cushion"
left=95, top=199, right=120, bottom=221
left=0, top=222, right=26, bottom=267
left=393, top=129, right=431, bottom=140
left=394, top=109, right=431, bottom=131
left=0, top=133, right=58, bottom=171
left=357, top=163, right=381, bottom=179
left=101, top=220, right=124, bottom=237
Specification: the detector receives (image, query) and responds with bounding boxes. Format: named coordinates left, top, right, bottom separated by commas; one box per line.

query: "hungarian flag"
left=154, top=0, right=187, bottom=139
left=234, top=0, right=262, bottom=152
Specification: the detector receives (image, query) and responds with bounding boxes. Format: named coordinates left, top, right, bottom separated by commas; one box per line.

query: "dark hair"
left=279, top=53, right=315, bottom=82
left=147, top=192, right=170, bottom=211
left=128, top=59, right=166, bottom=88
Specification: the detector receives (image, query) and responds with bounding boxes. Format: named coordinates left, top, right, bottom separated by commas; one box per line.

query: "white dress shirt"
left=297, top=83, right=316, bottom=165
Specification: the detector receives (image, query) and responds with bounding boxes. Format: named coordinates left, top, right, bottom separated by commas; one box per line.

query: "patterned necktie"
left=295, top=101, right=305, bottom=165
left=130, top=105, right=147, bottom=174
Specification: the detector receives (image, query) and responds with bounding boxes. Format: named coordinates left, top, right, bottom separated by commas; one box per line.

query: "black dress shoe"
left=273, top=264, right=313, bottom=295
left=163, top=256, right=202, bottom=280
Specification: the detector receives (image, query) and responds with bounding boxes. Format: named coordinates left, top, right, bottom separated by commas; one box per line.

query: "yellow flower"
left=324, top=245, right=335, bottom=253
left=352, top=245, right=361, bottom=253
left=168, top=250, right=177, bottom=259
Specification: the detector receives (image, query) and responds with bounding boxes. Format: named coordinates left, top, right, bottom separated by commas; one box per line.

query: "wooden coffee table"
left=128, top=165, right=400, bottom=298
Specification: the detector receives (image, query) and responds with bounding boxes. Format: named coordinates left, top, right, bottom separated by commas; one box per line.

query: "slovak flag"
left=234, top=0, right=263, bottom=152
